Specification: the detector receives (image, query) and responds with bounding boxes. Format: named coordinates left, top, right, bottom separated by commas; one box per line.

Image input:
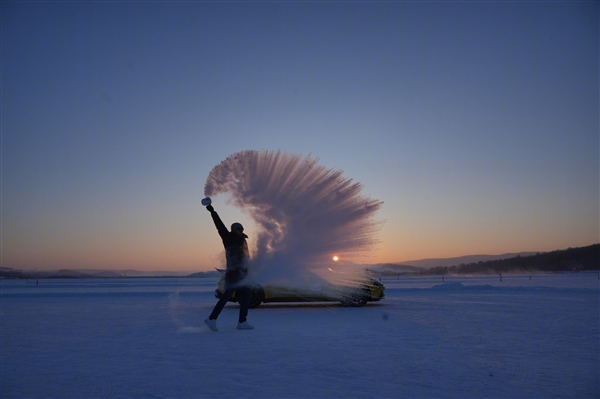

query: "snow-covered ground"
left=1, top=273, right=598, bottom=398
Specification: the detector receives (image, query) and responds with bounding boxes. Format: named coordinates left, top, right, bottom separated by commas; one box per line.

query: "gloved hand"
left=206, top=204, right=215, bottom=213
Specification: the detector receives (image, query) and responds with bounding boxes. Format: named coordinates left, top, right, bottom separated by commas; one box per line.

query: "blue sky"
left=2, top=1, right=598, bottom=271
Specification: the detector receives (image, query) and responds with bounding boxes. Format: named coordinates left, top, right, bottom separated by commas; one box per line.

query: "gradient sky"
left=2, top=1, right=598, bottom=272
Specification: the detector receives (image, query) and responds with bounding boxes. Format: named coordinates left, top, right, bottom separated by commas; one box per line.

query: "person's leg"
left=208, top=287, right=235, bottom=320
left=236, top=286, right=250, bottom=323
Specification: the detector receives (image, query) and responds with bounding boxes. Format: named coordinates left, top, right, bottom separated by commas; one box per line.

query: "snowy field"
left=1, top=273, right=598, bottom=399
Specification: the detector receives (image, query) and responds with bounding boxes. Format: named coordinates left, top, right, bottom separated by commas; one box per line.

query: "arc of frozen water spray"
left=204, top=150, right=383, bottom=280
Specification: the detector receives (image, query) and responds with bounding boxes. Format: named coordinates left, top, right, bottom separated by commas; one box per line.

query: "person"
left=204, top=203, right=254, bottom=331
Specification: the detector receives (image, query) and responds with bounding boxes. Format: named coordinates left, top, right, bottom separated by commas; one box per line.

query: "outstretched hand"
left=206, top=204, right=215, bottom=213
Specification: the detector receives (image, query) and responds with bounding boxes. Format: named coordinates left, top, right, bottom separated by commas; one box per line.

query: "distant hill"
left=367, top=263, right=424, bottom=276
left=187, top=270, right=220, bottom=278
left=0, top=266, right=223, bottom=280
left=419, top=244, right=599, bottom=275
left=119, top=269, right=190, bottom=277
left=92, top=271, right=124, bottom=278
left=398, top=252, right=540, bottom=269
left=0, top=268, right=192, bottom=279
left=2, top=244, right=597, bottom=279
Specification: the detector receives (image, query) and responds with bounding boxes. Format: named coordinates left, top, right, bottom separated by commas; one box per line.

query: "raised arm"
left=206, top=205, right=229, bottom=240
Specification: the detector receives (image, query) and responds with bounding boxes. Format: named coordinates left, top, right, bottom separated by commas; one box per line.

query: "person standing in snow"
left=204, top=202, right=253, bottom=331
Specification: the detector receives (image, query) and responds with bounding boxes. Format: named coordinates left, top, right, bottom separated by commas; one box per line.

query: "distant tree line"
left=420, top=244, right=599, bottom=275
left=0, top=269, right=33, bottom=279
left=0, top=269, right=114, bottom=279
left=0, top=268, right=220, bottom=280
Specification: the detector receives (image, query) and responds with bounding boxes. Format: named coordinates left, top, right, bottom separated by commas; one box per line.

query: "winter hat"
left=231, top=222, right=244, bottom=231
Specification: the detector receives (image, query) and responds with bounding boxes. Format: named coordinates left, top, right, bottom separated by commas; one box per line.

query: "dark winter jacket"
left=209, top=210, right=249, bottom=283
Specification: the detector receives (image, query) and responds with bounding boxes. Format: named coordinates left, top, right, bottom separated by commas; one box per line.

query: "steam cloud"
left=204, top=150, right=383, bottom=283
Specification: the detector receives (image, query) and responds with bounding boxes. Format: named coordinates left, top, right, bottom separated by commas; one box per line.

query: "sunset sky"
left=2, top=1, right=598, bottom=272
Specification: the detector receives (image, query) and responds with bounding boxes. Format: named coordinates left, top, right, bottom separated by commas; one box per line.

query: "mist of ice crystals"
left=204, top=150, right=383, bottom=281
